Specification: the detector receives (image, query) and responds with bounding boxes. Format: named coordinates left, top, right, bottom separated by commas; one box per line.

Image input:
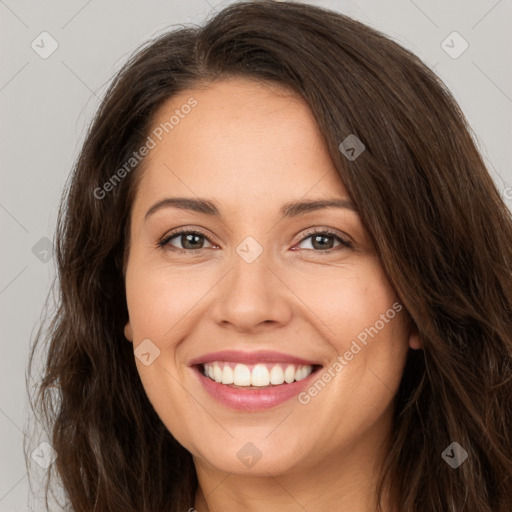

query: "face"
left=124, top=77, right=419, bottom=478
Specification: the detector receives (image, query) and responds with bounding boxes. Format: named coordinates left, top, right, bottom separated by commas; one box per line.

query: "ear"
left=124, top=322, right=133, bottom=342
left=408, top=324, right=422, bottom=350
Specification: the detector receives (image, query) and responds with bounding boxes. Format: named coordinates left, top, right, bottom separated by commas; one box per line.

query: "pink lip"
left=192, top=365, right=320, bottom=411
left=188, top=350, right=320, bottom=366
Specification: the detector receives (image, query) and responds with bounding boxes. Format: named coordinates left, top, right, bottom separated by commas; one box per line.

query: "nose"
left=209, top=252, right=293, bottom=333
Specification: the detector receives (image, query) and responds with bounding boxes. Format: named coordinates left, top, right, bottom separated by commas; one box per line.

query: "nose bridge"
left=211, top=236, right=292, bottom=330
left=229, top=237, right=274, bottom=305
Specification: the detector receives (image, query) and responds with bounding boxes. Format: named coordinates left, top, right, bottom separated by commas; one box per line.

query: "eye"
left=294, top=229, right=353, bottom=251
left=158, top=227, right=353, bottom=253
left=158, top=229, right=216, bottom=251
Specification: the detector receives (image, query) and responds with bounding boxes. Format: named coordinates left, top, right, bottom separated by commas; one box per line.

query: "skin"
left=124, top=76, right=421, bottom=512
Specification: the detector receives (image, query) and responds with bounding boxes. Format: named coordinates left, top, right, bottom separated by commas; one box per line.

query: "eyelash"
left=157, top=228, right=353, bottom=253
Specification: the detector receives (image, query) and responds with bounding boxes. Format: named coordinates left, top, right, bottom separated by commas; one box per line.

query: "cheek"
left=289, top=262, right=403, bottom=351
left=293, top=262, right=409, bottom=397
left=295, top=275, right=408, bottom=446
left=125, top=261, right=214, bottom=341
left=124, top=263, right=205, bottom=443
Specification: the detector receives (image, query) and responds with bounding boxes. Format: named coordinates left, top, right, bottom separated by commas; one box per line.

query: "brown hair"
left=27, top=1, right=512, bottom=510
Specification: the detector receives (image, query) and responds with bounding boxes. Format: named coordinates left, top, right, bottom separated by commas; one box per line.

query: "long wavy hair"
left=26, top=1, right=512, bottom=510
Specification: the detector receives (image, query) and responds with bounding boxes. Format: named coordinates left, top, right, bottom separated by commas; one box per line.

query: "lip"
left=193, top=366, right=321, bottom=411
left=188, top=350, right=321, bottom=366
left=189, top=350, right=322, bottom=411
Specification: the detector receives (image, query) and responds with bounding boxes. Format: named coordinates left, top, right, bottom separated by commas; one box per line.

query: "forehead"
left=133, top=77, right=347, bottom=212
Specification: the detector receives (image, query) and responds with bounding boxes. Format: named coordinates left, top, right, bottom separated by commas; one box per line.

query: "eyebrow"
left=145, top=197, right=357, bottom=220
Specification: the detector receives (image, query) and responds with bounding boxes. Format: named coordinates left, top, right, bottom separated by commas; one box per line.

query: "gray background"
left=1, top=0, right=511, bottom=509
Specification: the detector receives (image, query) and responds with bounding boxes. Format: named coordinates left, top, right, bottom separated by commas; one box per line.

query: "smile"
left=202, top=362, right=314, bottom=387
left=189, top=350, right=323, bottom=411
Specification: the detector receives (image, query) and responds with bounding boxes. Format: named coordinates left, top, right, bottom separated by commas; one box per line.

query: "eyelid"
left=158, top=227, right=217, bottom=250
left=293, top=227, right=353, bottom=250
left=158, top=226, right=353, bottom=252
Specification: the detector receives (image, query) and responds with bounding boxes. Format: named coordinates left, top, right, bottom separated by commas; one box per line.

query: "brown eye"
left=159, top=230, right=214, bottom=251
left=296, top=230, right=352, bottom=251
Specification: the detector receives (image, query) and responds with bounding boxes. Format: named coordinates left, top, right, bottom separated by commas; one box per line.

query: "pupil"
left=312, top=234, right=333, bottom=250
left=183, top=233, right=202, bottom=249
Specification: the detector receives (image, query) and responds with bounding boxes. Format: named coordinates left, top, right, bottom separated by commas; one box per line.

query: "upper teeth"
left=203, top=362, right=314, bottom=386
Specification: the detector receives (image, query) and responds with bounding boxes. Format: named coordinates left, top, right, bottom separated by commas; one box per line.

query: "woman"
left=27, top=1, right=512, bottom=511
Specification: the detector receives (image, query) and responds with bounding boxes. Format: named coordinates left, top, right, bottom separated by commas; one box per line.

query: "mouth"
left=189, top=350, right=323, bottom=410
left=197, top=361, right=321, bottom=388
